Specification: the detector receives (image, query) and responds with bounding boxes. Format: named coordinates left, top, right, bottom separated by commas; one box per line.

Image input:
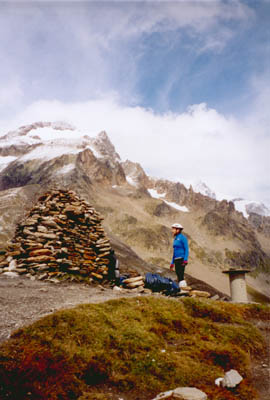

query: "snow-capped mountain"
left=246, top=201, right=270, bottom=217
left=232, top=198, right=270, bottom=218
left=0, top=122, right=124, bottom=190
left=0, top=121, right=269, bottom=221
left=192, top=180, right=216, bottom=200
left=184, top=179, right=270, bottom=219
left=0, top=121, right=120, bottom=164
left=0, top=121, right=219, bottom=213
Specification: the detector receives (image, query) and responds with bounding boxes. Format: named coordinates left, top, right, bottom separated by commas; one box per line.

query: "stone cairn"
left=0, top=189, right=113, bottom=283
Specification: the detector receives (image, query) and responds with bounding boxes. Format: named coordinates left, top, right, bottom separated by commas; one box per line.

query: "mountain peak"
left=97, top=130, right=110, bottom=141
left=192, top=180, right=216, bottom=200
left=122, top=159, right=149, bottom=188
left=92, top=131, right=121, bottom=163
left=0, top=124, right=123, bottom=188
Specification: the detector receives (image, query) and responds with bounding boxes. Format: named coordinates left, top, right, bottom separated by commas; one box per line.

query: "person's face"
left=172, top=227, right=178, bottom=236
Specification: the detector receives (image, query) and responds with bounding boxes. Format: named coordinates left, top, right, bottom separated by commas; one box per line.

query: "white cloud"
left=2, top=95, right=268, bottom=206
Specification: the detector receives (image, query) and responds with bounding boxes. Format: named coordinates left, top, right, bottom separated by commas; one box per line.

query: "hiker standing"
left=170, top=223, right=189, bottom=285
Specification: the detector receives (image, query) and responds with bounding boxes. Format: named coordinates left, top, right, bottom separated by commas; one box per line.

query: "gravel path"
left=0, top=275, right=138, bottom=344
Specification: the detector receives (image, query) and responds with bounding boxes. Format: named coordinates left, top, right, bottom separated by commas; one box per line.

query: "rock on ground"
left=152, top=387, right=207, bottom=400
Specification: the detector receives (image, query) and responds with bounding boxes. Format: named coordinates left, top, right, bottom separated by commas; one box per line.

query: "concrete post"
left=222, top=269, right=251, bottom=303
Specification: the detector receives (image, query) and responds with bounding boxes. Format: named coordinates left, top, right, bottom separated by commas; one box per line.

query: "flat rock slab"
left=152, top=387, right=207, bottom=400
left=222, top=369, right=243, bottom=388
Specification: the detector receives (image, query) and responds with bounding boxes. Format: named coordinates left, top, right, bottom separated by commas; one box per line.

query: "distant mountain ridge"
left=232, top=198, right=270, bottom=218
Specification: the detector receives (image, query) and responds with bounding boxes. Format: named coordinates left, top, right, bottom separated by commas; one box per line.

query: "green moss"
left=0, top=297, right=268, bottom=400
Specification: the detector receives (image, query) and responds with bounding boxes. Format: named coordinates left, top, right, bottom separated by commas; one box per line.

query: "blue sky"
left=0, top=0, right=269, bottom=205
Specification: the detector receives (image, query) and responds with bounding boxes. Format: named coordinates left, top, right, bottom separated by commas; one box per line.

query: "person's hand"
left=183, top=261, right=188, bottom=265
left=170, top=263, right=174, bottom=271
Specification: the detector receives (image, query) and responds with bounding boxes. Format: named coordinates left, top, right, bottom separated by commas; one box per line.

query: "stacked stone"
left=0, top=189, right=112, bottom=283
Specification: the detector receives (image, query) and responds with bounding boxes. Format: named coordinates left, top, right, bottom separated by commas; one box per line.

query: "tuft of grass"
left=0, top=297, right=268, bottom=400
left=182, top=297, right=270, bottom=323
left=247, top=286, right=270, bottom=305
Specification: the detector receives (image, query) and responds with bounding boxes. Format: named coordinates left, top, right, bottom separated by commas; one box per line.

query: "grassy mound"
left=0, top=297, right=269, bottom=400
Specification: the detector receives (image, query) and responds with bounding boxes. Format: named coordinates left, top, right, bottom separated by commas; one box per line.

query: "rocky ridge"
left=122, top=159, right=150, bottom=188
left=248, top=212, right=270, bottom=238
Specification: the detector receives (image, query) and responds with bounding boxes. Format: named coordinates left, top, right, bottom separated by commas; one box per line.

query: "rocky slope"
left=0, top=122, right=269, bottom=299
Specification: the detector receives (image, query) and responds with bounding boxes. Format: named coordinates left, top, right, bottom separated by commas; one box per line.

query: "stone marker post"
left=222, top=268, right=251, bottom=303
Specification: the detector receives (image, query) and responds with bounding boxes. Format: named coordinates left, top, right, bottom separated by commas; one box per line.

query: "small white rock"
left=113, top=285, right=122, bottom=292
left=215, top=377, right=224, bottom=387
left=3, top=271, right=19, bottom=278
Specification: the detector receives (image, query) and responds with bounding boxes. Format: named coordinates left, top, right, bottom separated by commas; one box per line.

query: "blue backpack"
left=144, top=273, right=180, bottom=296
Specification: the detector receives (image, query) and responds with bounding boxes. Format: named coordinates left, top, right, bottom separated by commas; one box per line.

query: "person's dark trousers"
left=175, top=257, right=186, bottom=282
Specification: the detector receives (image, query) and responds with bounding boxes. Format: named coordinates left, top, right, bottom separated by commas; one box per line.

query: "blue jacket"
left=171, top=233, right=189, bottom=263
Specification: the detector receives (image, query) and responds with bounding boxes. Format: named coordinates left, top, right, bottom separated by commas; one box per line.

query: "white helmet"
left=172, top=223, right=183, bottom=229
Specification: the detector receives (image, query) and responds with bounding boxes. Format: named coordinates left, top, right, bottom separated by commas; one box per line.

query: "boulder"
left=152, top=387, right=207, bottom=400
